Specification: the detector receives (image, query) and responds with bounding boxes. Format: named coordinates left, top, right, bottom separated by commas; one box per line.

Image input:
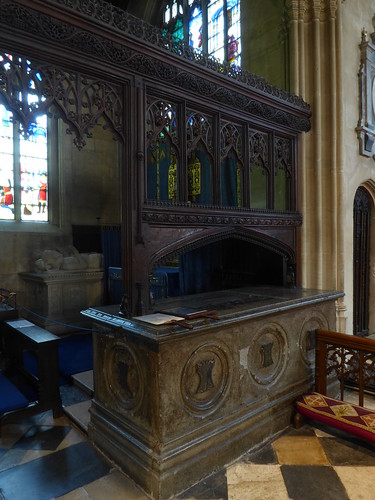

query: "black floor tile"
left=243, top=443, right=278, bottom=464
left=12, top=425, right=71, bottom=451
left=281, top=465, right=349, bottom=500
left=0, top=441, right=111, bottom=500
left=177, top=469, right=228, bottom=499
left=319, top=436, right=375, bottom=466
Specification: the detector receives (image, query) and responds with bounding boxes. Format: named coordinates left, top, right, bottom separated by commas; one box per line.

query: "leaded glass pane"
left=208, top=0, right=224, bottom=61
left=172, top=0, right=178, bottom=18
left=227, top=0, right=241, bottom=66
left=173, top=18, right=184, bottom=42
left=0, top=105, right=14, bottom=220
left=164, top=5, right=171, bottom=24
left=189, top=6, right=203, bottom=49
left=163, top=0, right=241, bottom=65
left=20, top=113, right=48, bottom=221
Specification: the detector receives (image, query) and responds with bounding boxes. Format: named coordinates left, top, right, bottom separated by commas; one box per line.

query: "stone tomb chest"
left=82, top=286, right=342, bottom=499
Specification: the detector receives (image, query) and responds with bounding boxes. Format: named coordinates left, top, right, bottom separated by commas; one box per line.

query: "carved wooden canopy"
left=0, top=0, right=311, bottom=314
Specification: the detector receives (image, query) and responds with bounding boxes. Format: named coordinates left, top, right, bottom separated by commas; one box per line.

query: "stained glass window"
left=208, top=0, right=224, bottom=61
left=189, top=6, right=203, bottom=49
left=163, top=0, right=241, bottom=66
left=226, top=0, right=241, bottom=66
left=0, top=104, right=48, bottom=221
left=0, top=53, right=49, bottom=222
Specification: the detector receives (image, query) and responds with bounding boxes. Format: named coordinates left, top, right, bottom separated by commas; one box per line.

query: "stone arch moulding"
left=149, top=226, right=297, bottom=286
left=360, top=179, right=375, bottom=205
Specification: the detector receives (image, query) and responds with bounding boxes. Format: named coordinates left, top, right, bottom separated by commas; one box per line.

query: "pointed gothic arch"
left=353, top=185, right=373, bottom=335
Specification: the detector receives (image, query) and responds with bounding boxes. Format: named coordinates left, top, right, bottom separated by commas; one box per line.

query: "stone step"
left=63, top=399, right=91, bottom=434
left=71, top=370, right=94, bottom=396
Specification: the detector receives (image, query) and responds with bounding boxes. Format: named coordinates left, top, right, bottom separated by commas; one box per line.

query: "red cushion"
left=296, top=392, right=375, bottom=443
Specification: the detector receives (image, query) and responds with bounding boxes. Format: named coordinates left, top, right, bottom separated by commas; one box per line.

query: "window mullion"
left=223, top=0, right=228, bottom=63
left=201, top=0, right=208, bottom=54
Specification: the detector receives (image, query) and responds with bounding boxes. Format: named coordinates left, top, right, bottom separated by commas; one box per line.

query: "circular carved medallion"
left=103, top=342, right=143, bottom=412
left=247, top=325, right=288, bottom=386
left=181, top=342, right=231, bottom=417
left=299, top=314, right=329, bottom=366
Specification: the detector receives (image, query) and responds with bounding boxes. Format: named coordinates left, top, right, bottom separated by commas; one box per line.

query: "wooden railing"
left=315, top=329, right=375, bottom=406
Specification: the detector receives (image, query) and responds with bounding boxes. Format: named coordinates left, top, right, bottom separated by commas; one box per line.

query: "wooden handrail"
left=315, top=329, right=375, bottom=407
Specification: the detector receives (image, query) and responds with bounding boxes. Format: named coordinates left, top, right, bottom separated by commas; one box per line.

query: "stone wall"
left=290, top=0, right=375, bottom=333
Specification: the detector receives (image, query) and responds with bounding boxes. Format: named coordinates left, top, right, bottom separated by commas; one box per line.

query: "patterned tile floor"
left=1, top=387, right=375, bottom=499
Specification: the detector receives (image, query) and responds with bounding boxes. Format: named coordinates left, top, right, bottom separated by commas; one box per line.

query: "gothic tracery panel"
left=0, top=51, right=125, bottom=150
left=274, top=136, right=292, bottom=211
left=186, top=109, right=213, bottom=204
left=146, top=99, right=179, bottom=202
left=249, top=130, right=269, bottom=209
left=220, top=121, right=243, bottom=208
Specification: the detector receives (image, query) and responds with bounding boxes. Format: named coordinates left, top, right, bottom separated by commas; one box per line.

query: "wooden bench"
left=0, top=318, right=62, bottom=427
left=295, top=329, right=375, bottom=442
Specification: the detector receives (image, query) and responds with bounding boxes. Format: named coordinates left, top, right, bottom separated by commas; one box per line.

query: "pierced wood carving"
left=220, top=121, right=243, bottom=162
left=275, top=137, right=292, bottom=176
left=249, top=130, right=269, bottom=172
left=0, top=0, right=311, bottom=132
left=0, top=51, right=124, bottom=149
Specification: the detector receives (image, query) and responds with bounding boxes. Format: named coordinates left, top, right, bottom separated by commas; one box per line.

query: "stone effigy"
left=32, top=246, right=103, bottom=272
left=20, top=246, right=104, bottom=333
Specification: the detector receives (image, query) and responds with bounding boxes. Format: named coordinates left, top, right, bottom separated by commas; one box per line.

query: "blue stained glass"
left=189, top=7, right=202, bottom=49
left=173, top=17, right=184, bottom=42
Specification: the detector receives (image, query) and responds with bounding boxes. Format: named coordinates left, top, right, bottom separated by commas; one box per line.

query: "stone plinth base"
left=21, top=270, right=104, bottom=334
left=82, top=286, right=343, bottom=499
